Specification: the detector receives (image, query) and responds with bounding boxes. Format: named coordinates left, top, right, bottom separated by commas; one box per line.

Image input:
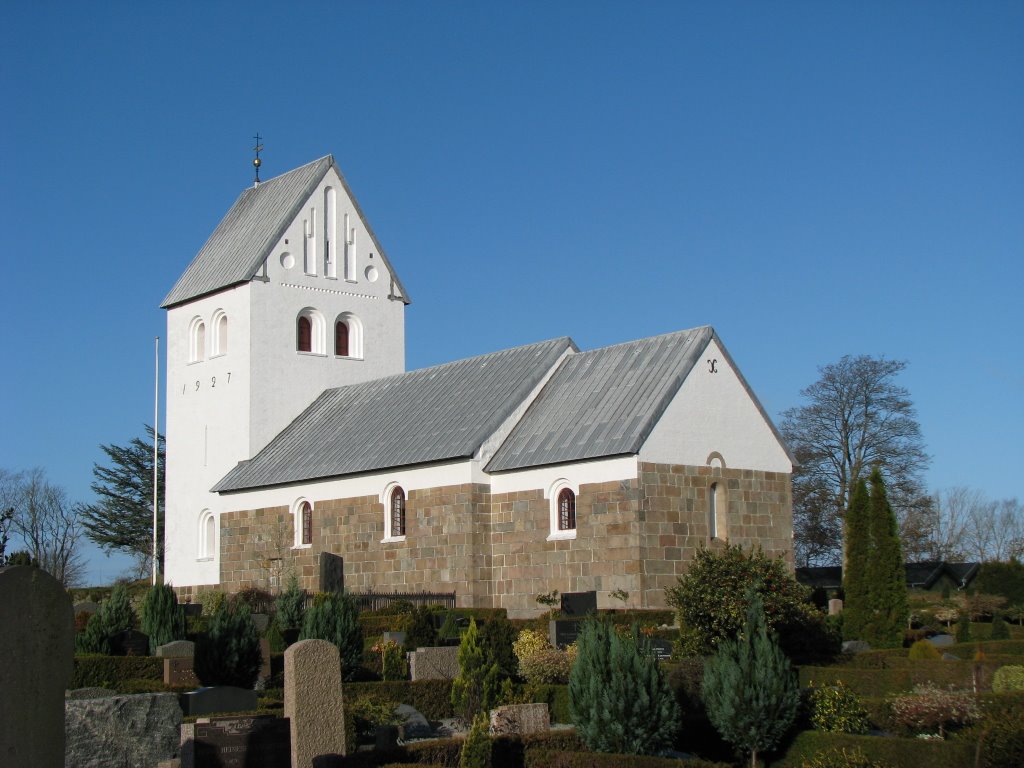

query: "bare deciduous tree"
left=923, top=488, right=1023, bottom=563
left=780, top=356, right=930, bottom=566
left=0, top=467, right=85, bottom=586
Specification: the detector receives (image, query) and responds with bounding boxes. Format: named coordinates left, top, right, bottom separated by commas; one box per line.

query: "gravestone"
left=182, top=603, right=203, bottom=618
left=164, top=658, right=199, bottom=688
left=489, top=703, right=550, bottom=735
left=649, top=638, right=673, bottom=661
left=156, top=640, right=195, bottom=658
left=180, top=687, right=258, bottom=717
left=318, top=553, right=344, bottom=594
left=408, top=645, right=459, bottom=680
left=382, top=631, right=406, bottom=646
left=251, top=614, right=270, bottom=634
left=0, top=566, right=74, bottom=768
left=65, top=692, right=181, bottom=768
left=284, top=639, right=346, bottom=767
left=549, top=618, right=583, bottom=649
left=828, top=598, right=843, bottom=616
left=560, top=590, right=597, bottom=617
left=841, top=640, right=871, bottom=654
left=395, top=704, right=432, bottom=739
left=179, top=715, right=289, bottom=768
left=110, top=629, right=150, bottom=656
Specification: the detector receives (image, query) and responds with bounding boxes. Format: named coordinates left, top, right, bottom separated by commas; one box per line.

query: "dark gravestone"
left=164, top=657, right=199, bottom=687
left=110, top=629, right=150, bottom=656
left=180, top=686, right=258, bottom=717
left=183, top=603, right=203, bottom=618
left=182, top=715, right=290, bottom=768
left=649, top=638, right=673, bottom=661
left=318, top=552, right=344, bottom=594
left=549, top=618, right=583, bottom=649
left=560, top=591, right=597, bottom=617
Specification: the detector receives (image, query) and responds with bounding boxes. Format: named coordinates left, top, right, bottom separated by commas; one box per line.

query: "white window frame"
left=547, top=478, right=578, bottom=541
left=296, top=308, right=327, bottom=355
left=210, top=309, right=228, bottom=357
left=197, top=509, right=216, bottom=560
left=380, top=481, right=407, bottom=543
left=188, top=316, right=206, bottom=363
left=334, top=312, right=364, bottom=359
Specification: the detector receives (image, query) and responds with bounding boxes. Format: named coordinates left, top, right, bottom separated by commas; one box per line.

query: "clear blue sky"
left=2, top=2, right=1021, bottom=584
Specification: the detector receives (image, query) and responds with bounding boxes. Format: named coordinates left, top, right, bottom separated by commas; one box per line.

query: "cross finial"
left=252, top=133, right=264, bottom=186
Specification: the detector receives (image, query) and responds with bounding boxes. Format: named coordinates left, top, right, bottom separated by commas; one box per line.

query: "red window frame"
left=301, top=501, right=313, bottom=545
left=558, top=488, right=576, bottom=531
left=297, top=316, right=312, bottom=352
left=391, top=487, right=406, bottom=537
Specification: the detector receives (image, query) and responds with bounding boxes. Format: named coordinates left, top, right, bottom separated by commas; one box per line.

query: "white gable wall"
left=640, top=339, right=791, bottom=473
left=248, top=165, right=406, bottom=456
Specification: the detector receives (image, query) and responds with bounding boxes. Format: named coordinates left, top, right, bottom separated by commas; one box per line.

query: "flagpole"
left=153, top=336, right=160, bottom=586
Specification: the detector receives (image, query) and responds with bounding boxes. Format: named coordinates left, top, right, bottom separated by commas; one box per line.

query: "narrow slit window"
left=301, top=502, right=313, bottom=546
left=390, top=487, right=406, bottom=537
left=558, top=488, right=576, bottom=531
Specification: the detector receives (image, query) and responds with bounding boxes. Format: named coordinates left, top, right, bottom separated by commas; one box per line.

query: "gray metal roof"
left=162, top=155, right=410, bottom=308
left=213, top=337, right=575, bottom=492
left=486, top=327, right=714, bottom=472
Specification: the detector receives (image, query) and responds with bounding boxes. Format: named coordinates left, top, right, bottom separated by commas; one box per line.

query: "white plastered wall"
left=640, top=338, right=791, bottom=472
left=165, top=284, right=252, bottom=586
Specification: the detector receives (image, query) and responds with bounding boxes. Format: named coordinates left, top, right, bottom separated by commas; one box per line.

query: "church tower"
left=161, top=155, right=409, bottom=588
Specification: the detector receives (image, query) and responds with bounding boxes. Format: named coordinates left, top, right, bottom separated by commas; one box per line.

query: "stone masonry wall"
left=198, top=463, right=790, bottom=616
left=636, top=461, right=792, bottom=608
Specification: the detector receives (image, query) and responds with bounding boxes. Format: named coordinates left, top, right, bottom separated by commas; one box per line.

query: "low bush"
left=770, top=731, right=977, bottom=768
left=524, top=751, right=731, bottom=767
left=907, top=640, right=941, bottom=660
left=993, top=664, right=1024, bottom=692
left=346, top=679, right=455, bottom=720
left=793, top=745, right=894, bottom=767
left=887, top=683, right=980, bottom=738
left=523, top=684, right=570, bottom=723
left=809, top=681, right=870, bottom=734
left=71, top=655, right=163, bottom=689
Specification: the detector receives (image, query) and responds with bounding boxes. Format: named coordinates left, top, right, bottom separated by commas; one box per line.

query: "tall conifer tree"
left=864, top=467, right=908, bottom=647
left=841, top=477, right=871, bottom=641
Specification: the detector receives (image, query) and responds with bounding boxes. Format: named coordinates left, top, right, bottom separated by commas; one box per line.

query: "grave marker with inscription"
left=560, top=590, right=598, bottom=617
left=180, top=715, right=289, bottom=768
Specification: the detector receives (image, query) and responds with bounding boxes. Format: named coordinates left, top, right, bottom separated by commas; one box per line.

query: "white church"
left=162, top=155, right=794, bottom=616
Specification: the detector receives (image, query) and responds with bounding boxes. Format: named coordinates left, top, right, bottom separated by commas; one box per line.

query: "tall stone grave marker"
left=0, top=566, right=74, bottom=767
left=284, top=639, right=346, bottom=767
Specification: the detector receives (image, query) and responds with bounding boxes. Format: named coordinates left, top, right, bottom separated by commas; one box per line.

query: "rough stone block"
left=489, top=702, right=550, bottom=735
left=409, top=645, right=459, bottom=681
left=284, top=639, right=346, bottom=767
left=65, top=693, right=182, bottom=768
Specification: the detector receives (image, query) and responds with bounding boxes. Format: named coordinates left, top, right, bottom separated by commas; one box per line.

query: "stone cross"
left=0, top=566, right=74, bottom=768
left=284, top=639, right=346, bottom=767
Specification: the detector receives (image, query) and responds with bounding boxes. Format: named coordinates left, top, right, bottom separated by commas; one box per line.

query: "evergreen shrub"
left=405, top=605, right=440, bottom=650
left=908, top=639, right=942, bottom=660
left=956, top=614, right=972, bottom=643
left=76, top=612, right=111, bottom=655
left=274, top=575, right=306, bottom=631
left=569, top=619, right=679, bottom=755
left=990, top=612, right=1010, bottom=640
left=195, top=601, right=262, bottom=688
left=459, top=713, right=492, bottom=768
left=809, top=681, right=871, bottom=734
left=197, top=590, right=226, bottom=617
left=140, top=583, right=187, bottom=653
left=102, top=584, right=137, bottom=635
left=299, top=591, right=364, bottom=681
left=451, top=618, right=501, bottom=724
left=993, top=665, right=1024, bottom=692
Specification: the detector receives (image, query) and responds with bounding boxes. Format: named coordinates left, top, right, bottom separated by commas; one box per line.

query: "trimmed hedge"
left=71, top=655, right=163, bottom=689
left=524, top=750, right=730, bottom=768
left=768, top=731, right=977, bottom=768
left=799, top=659, right=1010, bottom=697
left=346, top=680, right=455, bottom=720
left=527, top=684, right=571, bottom=723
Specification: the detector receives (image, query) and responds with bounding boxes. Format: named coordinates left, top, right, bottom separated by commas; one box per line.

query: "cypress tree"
left=195, top=601, right=262, bottom=688
left=451, top=618, right=497, bottom=724
left=140, top=583, right=186, bottom=653
left=990, top=612, right=1010, bottom=641
left=102, top=584, right=137, bottom=636
left=299, top=592, right=363, bottom=681
left=568, top=618, right=679, bottom=755
left=841, top=477, right=871, bottom=641
left=275, top=574, right=306, bottom=632
left=864, top=467, right=908, bottom=648
left=459, top=712, right=492, bottom=768
left=956, top=612, right=972, bottom=643
left=703, top=590, right=799, bottom=768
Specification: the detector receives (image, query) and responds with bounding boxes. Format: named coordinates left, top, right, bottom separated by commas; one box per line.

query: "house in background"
left=796, top=561, right=981, bottom=596
left=161, top=155, right=795, bottom=617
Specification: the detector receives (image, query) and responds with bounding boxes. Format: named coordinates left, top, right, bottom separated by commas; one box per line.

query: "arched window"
left=708, top=482, right=726, bottom=540
left=558, top=488, right=576, bottom=531
left=198, top=510, right=216, bottom=559
left=334, top=312, right=363, bottom=358
left=210, top=310, right=228, bottom=356
left=296, top=309, right=326, bottom=354
left=390, top=486, right=406, bottom=537
left=335, top=320, right=349, bottom=357
left=189, top=317, right=206, bottom=363
left=547, top=479, right=578, bottom=540
left=294, top=500, right=313, bottom=546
